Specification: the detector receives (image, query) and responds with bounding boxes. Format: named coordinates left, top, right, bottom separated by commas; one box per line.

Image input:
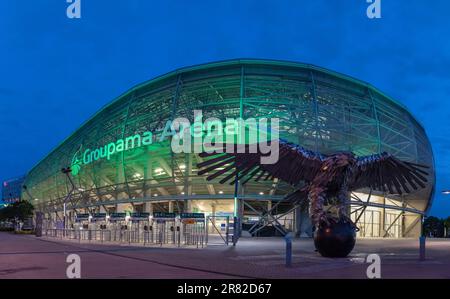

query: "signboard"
left=93, top=213, right=107, bottom=218
left=180, top=213, right=205, bottom=219
left=131, top=212, right=150, bottom=218
left=91, top=213, right=106, bottom=222
left=130, top=212, right=150, bottom=221
left=182, top=219, right=196, bottom=224
left=70, top=131, right=154, bottom=176
left=75, top=213, right=90, bottom=222
left=109, top=213, right=126, bottom=219
left=76, top=213, right=90, bottom=219
left=153, top=212, right=176, bottom=219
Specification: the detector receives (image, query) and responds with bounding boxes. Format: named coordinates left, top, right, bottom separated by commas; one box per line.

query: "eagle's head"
left=334, top=152, right=357, bottom=168
left=321, top=152, right=357, bottom=171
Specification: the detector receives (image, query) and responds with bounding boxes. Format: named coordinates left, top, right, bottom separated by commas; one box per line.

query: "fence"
left=42, top=218, right=208, bottom=248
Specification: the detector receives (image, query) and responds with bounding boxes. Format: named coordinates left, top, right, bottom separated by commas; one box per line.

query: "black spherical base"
left=314, top=220, right=356, bottom=258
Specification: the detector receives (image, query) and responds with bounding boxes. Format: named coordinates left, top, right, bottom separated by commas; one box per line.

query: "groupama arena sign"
left=70, top=112, right=280, bottom=176
left=70, top=131, right=153, bottom=176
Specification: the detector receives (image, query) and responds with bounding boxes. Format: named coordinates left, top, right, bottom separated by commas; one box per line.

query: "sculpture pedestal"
left=314, top=220, right=356, bottom=258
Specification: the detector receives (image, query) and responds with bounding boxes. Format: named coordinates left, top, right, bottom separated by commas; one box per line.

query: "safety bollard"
left=285, top=233, right=293, bottom=267
left=419, top=236, right=426, bottom=261
left=232, top=217, right=239, bottom=246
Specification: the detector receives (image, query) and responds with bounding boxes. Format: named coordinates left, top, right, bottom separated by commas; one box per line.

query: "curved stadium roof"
left=24, top=59, right=435, bottom=214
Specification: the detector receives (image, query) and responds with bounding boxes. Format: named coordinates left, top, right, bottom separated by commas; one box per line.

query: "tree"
left=423, top=216, right=445, bottom=238
left=443, top=217, right=450, bottom=238
left=0, top=205, right=14, bottom=221
left=13, top=200, right=34, bottom=221
left=0, top=201, right=34, bottom=222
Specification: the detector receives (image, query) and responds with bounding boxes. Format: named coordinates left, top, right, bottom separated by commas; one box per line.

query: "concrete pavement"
left=1, top=232, right=450, bottom=279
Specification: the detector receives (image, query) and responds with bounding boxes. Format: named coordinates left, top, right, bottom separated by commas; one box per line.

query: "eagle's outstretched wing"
left=351, top=152, right=429, bottom=195
left=197, top=140, right=325, bottom=185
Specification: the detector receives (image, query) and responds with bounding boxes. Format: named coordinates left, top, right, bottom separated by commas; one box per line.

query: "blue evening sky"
left=0, top=1, right=449, bottom=217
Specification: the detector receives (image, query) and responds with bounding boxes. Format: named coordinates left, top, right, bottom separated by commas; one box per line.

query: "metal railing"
left=42, top=222, right=208, bottom=248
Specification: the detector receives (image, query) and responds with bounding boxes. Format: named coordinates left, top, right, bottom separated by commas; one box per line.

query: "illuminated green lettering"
left=93, top=149, right=100, bottom=161
left=83, top=149, right=91, bottom=164
left=99, top=145, right=108, bottom=159
left=142, top=131, right=153, bottom=146
left=159, top=120, right=175, bottom=142
left=107, top=142, right=115, bottom=160
left=125, top=135, right=141, bottom=150
left=116, top=139, right=124, bottom=152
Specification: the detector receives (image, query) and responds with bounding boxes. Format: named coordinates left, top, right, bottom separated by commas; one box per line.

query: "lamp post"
left=61, top=167, right=76, bottom=236
left=23, top=185, right=43, bottom=237
left=443, top=191, right=450, bottom=237
left=419, top=214, right=426, bottom=261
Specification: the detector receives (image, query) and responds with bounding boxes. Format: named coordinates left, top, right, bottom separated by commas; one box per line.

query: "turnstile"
left=129, top=212, right=151, bottom=243
left=107, top=213, right=128, bottom=242
left=181, top=213, right=206, bottom=248
left=152, top=212, right=177, bottom=245
left=42, top=211, right=208, bottom=248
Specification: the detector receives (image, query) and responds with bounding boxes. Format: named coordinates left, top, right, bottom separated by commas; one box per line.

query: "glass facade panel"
left=23, top=60, right=435, bottom=238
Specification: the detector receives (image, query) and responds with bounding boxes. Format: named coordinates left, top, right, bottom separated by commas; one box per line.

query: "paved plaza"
left=1, top=232, right=450, bottom=279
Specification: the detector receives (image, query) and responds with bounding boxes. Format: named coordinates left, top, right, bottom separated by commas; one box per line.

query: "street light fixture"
left=61, top=167, right=76, bottom=234
left=61, top=167, right=72, bottom=174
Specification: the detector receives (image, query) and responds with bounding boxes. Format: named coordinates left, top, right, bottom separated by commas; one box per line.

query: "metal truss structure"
left=23, top=59, right=435, bottom=237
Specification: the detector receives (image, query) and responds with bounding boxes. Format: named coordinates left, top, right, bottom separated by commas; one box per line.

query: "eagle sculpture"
left=197, top=139, right=429, bottom=232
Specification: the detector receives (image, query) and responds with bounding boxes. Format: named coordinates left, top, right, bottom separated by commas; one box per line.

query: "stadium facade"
left=23, top=59, right=435, bottom=238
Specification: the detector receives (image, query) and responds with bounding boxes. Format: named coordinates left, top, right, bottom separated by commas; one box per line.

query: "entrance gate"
left=129, top=212, right=151, bottom=243
left=108, top=213, right=127, bottom=242
left=152, top=212, right=177, bottom=245
left=206, top=216, right=231, bottom=245
left=42, top=212, right=212, bottom=248
left=180, top=213, right=206, bottom=248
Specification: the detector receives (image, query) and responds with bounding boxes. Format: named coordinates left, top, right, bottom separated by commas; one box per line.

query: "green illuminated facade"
left=24, top=59, right=435, bottom=238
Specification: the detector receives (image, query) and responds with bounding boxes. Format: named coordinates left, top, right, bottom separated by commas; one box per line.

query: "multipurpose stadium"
left=22, top=59, right=435, bottom=240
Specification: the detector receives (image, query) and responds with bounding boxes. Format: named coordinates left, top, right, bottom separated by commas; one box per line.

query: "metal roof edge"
left=24, top=58, right=428, bottom=177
